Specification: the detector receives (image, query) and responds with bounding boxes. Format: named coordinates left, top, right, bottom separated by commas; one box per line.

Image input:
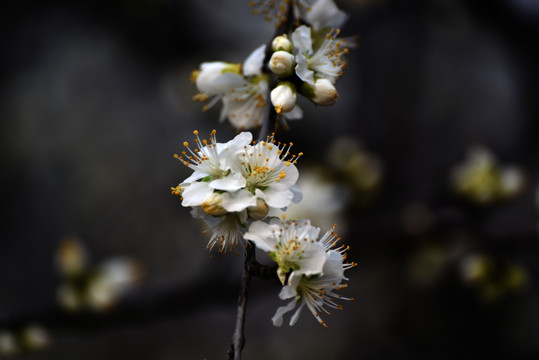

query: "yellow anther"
left=183, top=141, right=189, bottom=147
left=190, top=69, right=199, bottom=83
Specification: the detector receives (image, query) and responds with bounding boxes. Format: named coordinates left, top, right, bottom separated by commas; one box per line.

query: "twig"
left=228, top=241, right=254, bottom=360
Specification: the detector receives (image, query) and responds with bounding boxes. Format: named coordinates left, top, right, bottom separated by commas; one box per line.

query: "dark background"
left=1, top=0, right=539, bottom=359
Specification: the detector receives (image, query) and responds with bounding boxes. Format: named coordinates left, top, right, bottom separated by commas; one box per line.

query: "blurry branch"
left=0, top=266, right=280, bottom=334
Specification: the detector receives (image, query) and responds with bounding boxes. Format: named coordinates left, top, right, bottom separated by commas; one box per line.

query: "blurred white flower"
left=327, top=136, right=383, bottom=204
left=271, top=165, right=347, bottom=232
left=459, top=254, right=528, bottom=302
left=20, top=325, right=51, bottom=351
left=451, top=146, right=526, bottom=204
left=87, top=259, right=143, bottom=311
left=0, top=331, right=18, bottom=356
left=55, top=238, right=143, bottom=312
left=55, top=236, right=89, bottom=278
left=249, top=0, right=348, bottom=31
left=305, top=0, right=349, bottom=31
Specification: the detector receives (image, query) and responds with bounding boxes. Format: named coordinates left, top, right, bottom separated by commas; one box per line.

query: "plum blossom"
left=192, top=45, right=269, bottom=130
left=172, top=130, right=303, bottom=252
left=292, top=25, right=355, bottom=86
left=268, top=223, right=356, bottom=327
left=245, top=218, right=327, bottom=284
left=249, top=0, right=348, bottom=31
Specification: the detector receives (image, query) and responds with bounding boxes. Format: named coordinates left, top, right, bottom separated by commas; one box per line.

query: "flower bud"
left=269, top=51, right=295, bottom=77
left=247, top=199, right=269, bottom=220
left=302, top=78, right=339, bottom=106
left=271, top=82, right=297, bottom=114
left=201, top=193, right=228, bottom=216
left=271, top=34, right=293, bottom=52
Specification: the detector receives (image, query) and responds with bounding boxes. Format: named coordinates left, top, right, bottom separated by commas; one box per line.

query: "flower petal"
left=209, top=172, right=246, bottom=191
left=244, top=220, right=280, bottom=252
left=289, top=301, right=306, bottom=326
left=284, top=105, right=303, bottom=120
left=255, top=188, right=294, bottom=209
left=291, top=25, right=312, bottom=56
left=181, top=182, right=214, bottom=207
left=243, top=44, right=266, bottom=76
left=305, top=0, right=349, bottom=31
left=271, top=299, right=297, bottom=327
left=221, top=189, right=257, bottom=212
left=296, top=242, right=327, bottom=276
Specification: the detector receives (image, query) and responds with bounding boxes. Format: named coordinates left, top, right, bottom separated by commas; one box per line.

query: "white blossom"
left=192, top=45, right=269, bottom=130
left=249, top=0, right=348, bottom=31
left=173, top=130, right=253, bottom=209
left=271, top=223, right=356, bottom=327
left=245, top=218, right=327, bottom=284
left=304, top=0, right=349, bottom=31
left=223, top=133, right=303, bottom=212
left=292, top=25, right=354, bottom=85
left=191, top=207, right=249, bottom=253
left=173, top=131, right=303, bottom=253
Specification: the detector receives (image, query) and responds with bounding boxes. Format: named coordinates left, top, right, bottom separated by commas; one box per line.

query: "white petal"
left=289, top=301, right=306, bottom=326
left=196, top=62, right=228, bottom=93
left=295, top=59, right=315, bottom=85
left=291, top=25, right=312, bottom=56
left=290, top=184, right=303, bottom=203
left=297, top=243, right=327, bottom=276
left=182, top=171, right=207, bottom=184
left=306, top=0, right=349, bottom=31
left=243, top=44, right=266, bottom=76
left=209, top=172, right=246, bottom=191
left=271, top=299, right=297, bottom=327
left=221, top=189, right=257, bottom=212
left=244, top=221, right=279, bottom=252
left=181, top=182, right=214, bottom=207
left=255, top=188, right=294, bottom=209
left=322, top=249, right=345, bottom=279
left=284, top=105, right=303, bottom=120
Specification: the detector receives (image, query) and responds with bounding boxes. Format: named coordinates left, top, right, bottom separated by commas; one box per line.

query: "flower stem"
left=228, top=242, right=254, bottom=360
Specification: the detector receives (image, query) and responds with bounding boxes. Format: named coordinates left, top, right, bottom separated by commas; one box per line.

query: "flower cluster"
left=450, top=146, right=526, bottom=205
left=173, top=0, right=358, bottom=332
left=191, top=1, right=355, bottom=130
left=245, top=217, right=356, bottom=327
left=249, top=0, right=348, bottom=32
left=172, top=130, right=302, bottom=252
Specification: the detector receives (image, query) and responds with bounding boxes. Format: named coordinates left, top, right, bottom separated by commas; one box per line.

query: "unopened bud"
left=248, top=198, right=269, bottom=220
left=271, top=34, right=293, bottom=52
left=303, top=78, right=339, bottom=106
left=269, top=51, right=295, bottom=77
left=271, top=82, right=297, bottom=114
left=201, top=193, right=228, bottom=216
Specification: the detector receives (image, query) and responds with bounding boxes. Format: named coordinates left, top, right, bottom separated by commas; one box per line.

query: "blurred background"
left=1, top=0, right=539, bottom=359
